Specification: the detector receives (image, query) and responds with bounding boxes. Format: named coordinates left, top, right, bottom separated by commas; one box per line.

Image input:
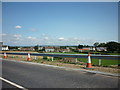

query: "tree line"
left=94, top=41, right=120, bottom=53
left=78, top=41, right=120, bottom=53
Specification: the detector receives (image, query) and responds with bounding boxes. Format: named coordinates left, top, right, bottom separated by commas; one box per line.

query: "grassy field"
left=1, top=50, right=120, bottom=55
left=45, top=52, right=120, bottom=55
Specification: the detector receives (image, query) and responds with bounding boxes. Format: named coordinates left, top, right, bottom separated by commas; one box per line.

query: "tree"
left=98, top=43, right=106, bottom=47
left=34, top=45, right=39, bottom=51
left=106, top=41, right=120, bottom=52
left=78, top=44, right=83, bottom=49
left=8, top=46, right=19, bottom=50
left=60, top=46, right=66, bottom=49
left=84, top=45, right=89, bottom=47
left=94, top=42, right=99, bottom=47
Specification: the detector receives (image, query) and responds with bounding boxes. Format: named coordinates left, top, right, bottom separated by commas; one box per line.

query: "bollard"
left=75, top=58, right=78, bottom=63
left=34, top=56, right=37, bottom=60
left=98, top=54, right=101, bottom=66
left=22, top=56, right=24, bottom=58
left=3, top=52, right=7, bottom=59
left=85, top=52, right=93, bottom=69
left=99, top=59, right=101, bottom=66
left=51, top=57, right=54, bottom=61
left=27, top=53, right=31, bottom=61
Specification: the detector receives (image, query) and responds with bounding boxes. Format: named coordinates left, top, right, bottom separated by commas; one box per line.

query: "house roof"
left=2, top=45, right=8, bottom=47
left=78, top=49, right=89, bottom=50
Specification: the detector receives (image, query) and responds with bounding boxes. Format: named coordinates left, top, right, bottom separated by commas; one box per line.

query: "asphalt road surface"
left=2, top=59, right=119, bottom=89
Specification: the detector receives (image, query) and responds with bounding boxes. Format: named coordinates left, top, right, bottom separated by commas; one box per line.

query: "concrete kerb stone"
left=2, top=58, right=119, bottom=77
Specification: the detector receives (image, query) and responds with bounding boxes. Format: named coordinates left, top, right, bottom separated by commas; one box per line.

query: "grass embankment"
left=24, top=57, right=120, bottom=74
left=1, top=54, right=119, bottom=74
left=78, top=58, right=118, bottom=66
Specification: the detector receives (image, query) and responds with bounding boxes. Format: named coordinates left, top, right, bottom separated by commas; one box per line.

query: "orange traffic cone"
left=3, top=52, right=7, bottom=59
left=86, top=52, right=92, bottom=69
left=27, top=53, right=31, bottom=61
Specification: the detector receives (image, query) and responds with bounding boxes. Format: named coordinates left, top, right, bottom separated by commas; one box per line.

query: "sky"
left=1, top=2, right=118, bottom=46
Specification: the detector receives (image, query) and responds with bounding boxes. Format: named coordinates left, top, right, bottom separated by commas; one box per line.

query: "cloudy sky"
left=2, top=2, right=118, bottom=46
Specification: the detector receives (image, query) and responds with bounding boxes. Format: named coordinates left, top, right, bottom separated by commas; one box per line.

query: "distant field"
left=45, top=52, right=120, bottom=55
left=1, top=50, right=120, bottom=55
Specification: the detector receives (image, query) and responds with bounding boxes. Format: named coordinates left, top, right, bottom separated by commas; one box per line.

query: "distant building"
left=77, top=46, right=96, bottom=52
left=0, top=42, right=9, bottom=51
left=78, top=49, right=89, bottom=52
left=2, top=45, right=9, bottom=51
left=92, top=47, right=96, bottom=51
left=44, top=47, right=55, bottom=52
left=69, top=47, right=77, bottom=50
left=54, top=47, right=60, bottom=52
left=96, top=47, right=107, bottom=51
left=59, top=49, right=70, bottom=53
left=83, top=47, right=96, bottom=51
left=38, top=46, right=43, bottom=51
left=19, top=47, right=35, bottom=51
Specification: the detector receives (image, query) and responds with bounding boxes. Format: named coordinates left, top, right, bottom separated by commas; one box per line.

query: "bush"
left=43, top=56, right=48, bottom=59
left=54, top=57, right=62, bottom=60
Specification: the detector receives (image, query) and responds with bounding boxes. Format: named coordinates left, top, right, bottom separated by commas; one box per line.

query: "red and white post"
left=3, top=52, right=7, bottom=59
left=86, top=52, right=92, bottom=68
left=27, top=53, right=31, bottom=61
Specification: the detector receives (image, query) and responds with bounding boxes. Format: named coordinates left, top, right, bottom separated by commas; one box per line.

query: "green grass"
left=77, top=58, right=118, bottom=66
left=1, top=53, right=118, bottom=67
left=34, top=56, right=119, bottom=66
left=0, top=55, right=2, bottom=58
left=107, top=51, right=120, bottom=55
left=44, top=52, right=120, bottom=55
left=32, top=58, right=43, bottom=63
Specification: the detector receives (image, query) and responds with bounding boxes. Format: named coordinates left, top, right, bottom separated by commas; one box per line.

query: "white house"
left=2, top=45, right=9, bottom=51
left=96, top=47, right=107, bottom=51
left=38, top=46, right=43, bottom=50
left=44, top=47, right=55, bottom=52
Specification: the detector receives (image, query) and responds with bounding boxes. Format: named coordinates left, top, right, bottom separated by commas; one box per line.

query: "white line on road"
left=0, top=77, right=28, bottom=90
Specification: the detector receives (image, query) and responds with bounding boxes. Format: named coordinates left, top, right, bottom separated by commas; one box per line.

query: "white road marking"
left=0, top=77, right=28, bottom=90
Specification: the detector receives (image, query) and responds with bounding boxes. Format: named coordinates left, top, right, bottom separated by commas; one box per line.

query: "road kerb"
left=2, top=59, right=119, bottom=77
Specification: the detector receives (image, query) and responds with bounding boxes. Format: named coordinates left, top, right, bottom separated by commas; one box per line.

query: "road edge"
left=2, top=58, right=119, bottom=77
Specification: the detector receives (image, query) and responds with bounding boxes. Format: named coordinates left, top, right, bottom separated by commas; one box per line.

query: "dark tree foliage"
left=84, top=45, right=89, bottom=47
left=8, top=46, right=19, bottom=49
left=60, top=46, right=66, bottom=49
left=93, top=41, right=120, bottom=52
left=94, top=42, right=99, bottom=47
left=98, top=43, right=106, bottom=47
left=34, top=45, right=39, bottom=51
left=78, top=44, right=83, bottom=49
left=105, top=42, right=120, bottom=52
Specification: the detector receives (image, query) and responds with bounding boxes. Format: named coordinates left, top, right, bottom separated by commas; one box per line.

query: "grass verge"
left=0, top=54, right=119, bottom=74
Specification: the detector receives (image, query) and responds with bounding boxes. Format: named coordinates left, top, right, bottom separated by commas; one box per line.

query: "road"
left=2, top=59, right=119, bottom=89
left=1, top=52, right=120, bottom=60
